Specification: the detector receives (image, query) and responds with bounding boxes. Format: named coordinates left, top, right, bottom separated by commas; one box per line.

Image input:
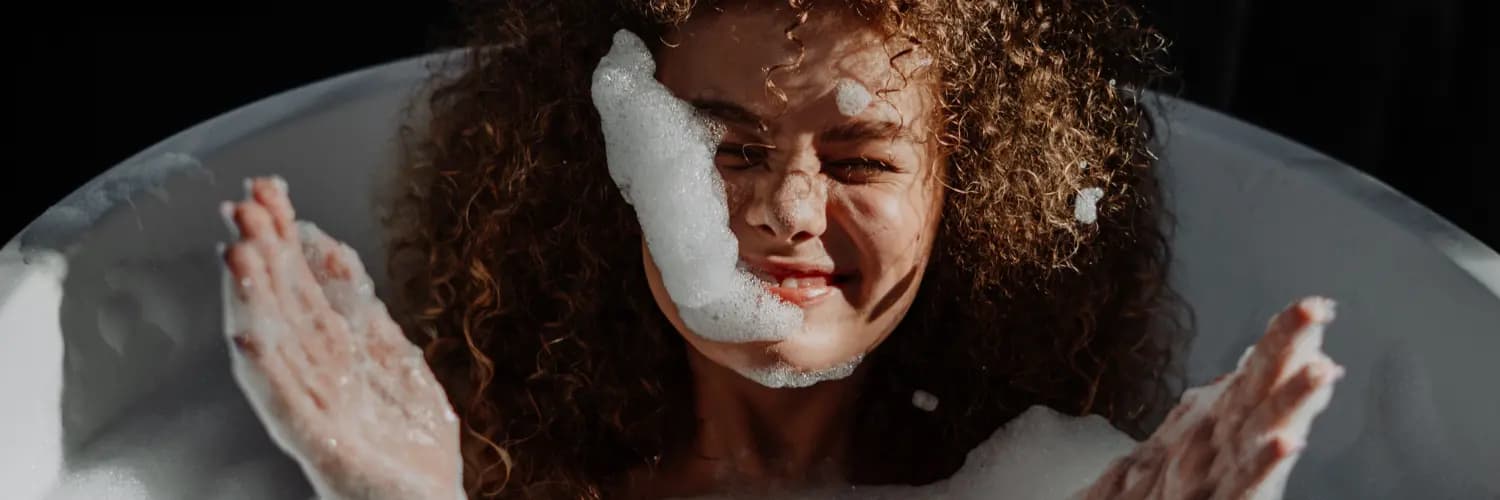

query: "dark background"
left=8, top=1, right=1495, bottom=247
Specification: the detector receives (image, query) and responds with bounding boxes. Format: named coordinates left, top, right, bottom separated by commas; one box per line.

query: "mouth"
left=743, top=259, right=855, bottom=307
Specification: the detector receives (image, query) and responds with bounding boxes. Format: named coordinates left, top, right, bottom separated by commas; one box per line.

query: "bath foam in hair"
left=1074, top=187, right=1104, bottom=225
left=590, top=29, right=803, bottom=345
left=834, top=78, right=873, bottom=117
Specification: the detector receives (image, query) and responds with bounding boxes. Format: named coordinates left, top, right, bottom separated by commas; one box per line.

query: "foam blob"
left=1074, top=187, right=1104, bottom=225
left=911, top=389, right=939, bottom=412
left=734, top=355, right=864, bottom=389
left=834, top=79, right=873, bottom=117
left=590, top=30, right=802, bottom=344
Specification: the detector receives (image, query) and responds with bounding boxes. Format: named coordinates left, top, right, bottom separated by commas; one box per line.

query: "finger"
left=251, top=176, right=298, bottom=241
left=1176, top=418, right=1219, bottom=482
left=298, top=223, right=377, bottom=317
left=1080, top=458, right=1133, bottom=500
left=1119, top=453, right=1167, bottom=500
left=1243, top=359, right=1343, bottom=438
left=233, top=198, right=281, bottom=244
left=1231, top=434, right=1302, bottom=499
left=233, top=201, right=305, bottom=309
left=238, top=204, right=331, bottom=318
left=304, top=311, right=357, bottom=367
left=273, top=341, right=334, bottom=413
left=225, top=242, right=277, bottom=307
left=1279, top=298, right=1336, bottom=386
left=1244, top=297, right=1336, bottom=399
left=231, top=328, right=321, bottom=420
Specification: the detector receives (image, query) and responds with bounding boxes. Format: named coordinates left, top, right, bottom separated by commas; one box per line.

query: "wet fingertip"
left=1266, top=434, right=1304, bottom=458
left=269, top=175, right=289, bottom=195
left=1300, top=296, right=1337, bottom=323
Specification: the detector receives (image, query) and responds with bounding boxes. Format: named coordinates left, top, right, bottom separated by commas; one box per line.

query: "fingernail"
left=270, top=175, right=288, bottom=194
left=242, top=177, right=254, bottom=198
left=215, top=241, right=226, bottom=258
left=231, top=334, right=259, bottom=356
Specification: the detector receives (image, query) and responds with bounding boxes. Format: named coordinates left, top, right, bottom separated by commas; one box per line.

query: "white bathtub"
left=2, top=53, right=1496, bottom=499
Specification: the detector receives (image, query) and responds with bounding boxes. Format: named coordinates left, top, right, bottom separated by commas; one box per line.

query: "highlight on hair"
left=385, top=1, right=1188, bottom=497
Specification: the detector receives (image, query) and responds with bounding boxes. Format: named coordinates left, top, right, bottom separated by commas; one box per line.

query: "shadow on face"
left=640, top=1, right=948, bottom=384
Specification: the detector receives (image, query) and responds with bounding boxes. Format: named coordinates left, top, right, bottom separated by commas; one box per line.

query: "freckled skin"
left=648, top=1, right=945, bottom=378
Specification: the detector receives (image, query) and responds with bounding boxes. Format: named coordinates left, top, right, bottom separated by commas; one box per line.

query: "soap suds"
left=590, top=30, right=802, bottom=345
left=911, top=389, right=939, bottom=412
left=1073, top=187, right=1104, bottom=224
left=20, top=152, right=205, bottom=252
left=833, top=79, right=872, bottom=117
left=734, top=355, right=863, bottom=389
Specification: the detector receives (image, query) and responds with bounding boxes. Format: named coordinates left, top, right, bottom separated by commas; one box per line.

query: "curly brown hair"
left=385, top=0, right=1189, bottom=497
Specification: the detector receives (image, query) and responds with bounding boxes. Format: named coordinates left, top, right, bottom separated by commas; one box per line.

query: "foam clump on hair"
left=590, top=30, right=801, bottom=343
left=1073, top=187, right=1104, bottom=224
left=912, top=389, right=940, bottom=412
left=834, top=79, right=872, bottom=117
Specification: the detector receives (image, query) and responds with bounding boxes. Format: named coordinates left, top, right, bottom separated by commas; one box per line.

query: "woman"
left=219, top=0, right=1342, bottom=498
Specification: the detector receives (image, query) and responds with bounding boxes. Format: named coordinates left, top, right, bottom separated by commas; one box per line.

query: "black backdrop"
left=8, top=1, right=1495, bottom=247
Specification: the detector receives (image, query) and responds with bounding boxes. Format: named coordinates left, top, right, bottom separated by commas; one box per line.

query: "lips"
left=743, top=259, right=852, bottom=307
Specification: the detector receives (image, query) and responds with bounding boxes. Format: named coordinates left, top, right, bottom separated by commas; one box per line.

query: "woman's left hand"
left=1079, top=297, right=1344, bottom=500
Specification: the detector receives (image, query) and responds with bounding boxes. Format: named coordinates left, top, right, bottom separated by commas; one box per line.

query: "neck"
left=681, top=347, right=868, bottom=487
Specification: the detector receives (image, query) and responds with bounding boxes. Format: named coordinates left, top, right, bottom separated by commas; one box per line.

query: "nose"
left=743, top=156, right=827, bottom=244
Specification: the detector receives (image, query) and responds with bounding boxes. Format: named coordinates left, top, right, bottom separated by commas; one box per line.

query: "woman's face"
left=644, top=2, right=944, bottom=381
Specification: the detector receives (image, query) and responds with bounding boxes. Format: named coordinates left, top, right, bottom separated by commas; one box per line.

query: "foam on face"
left=834, top=79, right=873, bottom=117
left=734, top=355, right=864, bottom=389
left=591, top=30, right=802, bottom=344
left=1074, top=187, right=1104, bottom=224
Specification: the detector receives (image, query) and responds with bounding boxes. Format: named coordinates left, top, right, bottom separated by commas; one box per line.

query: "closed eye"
left=715, top=143, right=771, bottom=169
left=824, top=157, right=899, bottom=182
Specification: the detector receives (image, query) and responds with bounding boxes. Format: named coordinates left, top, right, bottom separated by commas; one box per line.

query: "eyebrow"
left=689, top=97, right=905, bottom=143
left=690, top=99, right=767, bottom=131
left=817, top=120, right=903, bottom=143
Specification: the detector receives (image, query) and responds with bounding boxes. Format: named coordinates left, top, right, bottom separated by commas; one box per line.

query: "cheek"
left=833, top=187, right=935, bottom=266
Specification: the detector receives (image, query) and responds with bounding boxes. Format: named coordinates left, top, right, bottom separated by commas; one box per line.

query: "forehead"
left=655, top=3, right=933, bottom=126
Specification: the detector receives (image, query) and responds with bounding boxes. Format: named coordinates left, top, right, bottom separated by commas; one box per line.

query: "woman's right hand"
left=221, top=177, right=463, bottom=500
left=1078, top=297, right=1343, bottom=500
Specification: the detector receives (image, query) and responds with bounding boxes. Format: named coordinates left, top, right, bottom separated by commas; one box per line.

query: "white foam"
left=590, top=30, right=802, bottom=344
left=1073, top=187, right=1104, bottom=224
left=733, top=355, right=864, bottom=389
left=0, top=245, right=67, bottom=499
left=911, top=389, right=939, bottom=412
left=20, top=152, right=205, bottom=252
left=833, top=79, right=872, bottom=117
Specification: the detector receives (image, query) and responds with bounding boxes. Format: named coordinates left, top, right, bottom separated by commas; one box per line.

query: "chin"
left=763, top=321, right=876, bottom=372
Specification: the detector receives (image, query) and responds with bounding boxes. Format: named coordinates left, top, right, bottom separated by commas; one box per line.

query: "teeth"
left=782, top=277, right=800, bottom=288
